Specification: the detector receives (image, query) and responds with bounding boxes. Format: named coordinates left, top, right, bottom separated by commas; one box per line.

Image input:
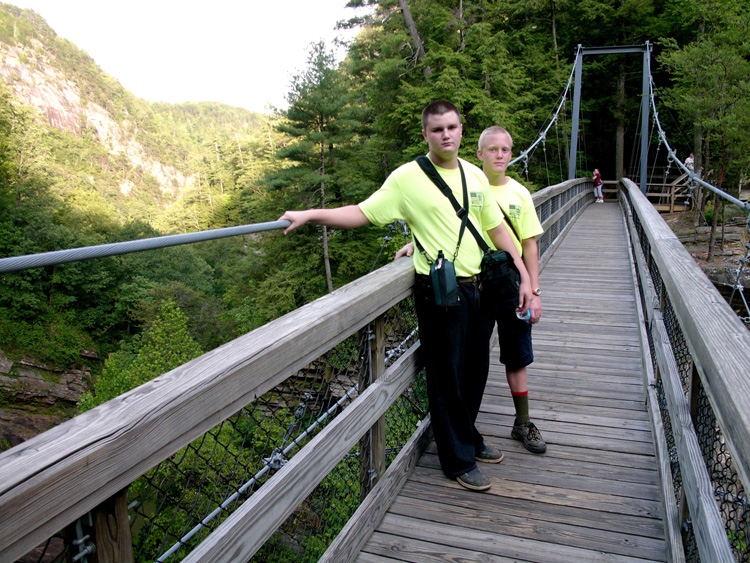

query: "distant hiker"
left=593, top=168, right=604, bottom=203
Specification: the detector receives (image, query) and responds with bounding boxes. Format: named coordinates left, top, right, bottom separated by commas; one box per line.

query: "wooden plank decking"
left=355, top=202, right=667, bottom=563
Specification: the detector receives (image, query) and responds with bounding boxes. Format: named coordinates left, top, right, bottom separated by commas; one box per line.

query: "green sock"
left=512, top=391, right=530, bottom=426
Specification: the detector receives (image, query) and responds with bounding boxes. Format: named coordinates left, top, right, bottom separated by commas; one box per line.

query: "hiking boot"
left=511, top=421, right=547, bottom=453
left=455, top=467, right=491, bottom=491
left=475, top=444, right=504, bottom=464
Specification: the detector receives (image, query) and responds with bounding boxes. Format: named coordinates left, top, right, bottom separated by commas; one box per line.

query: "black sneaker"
left=455, top=467, right=491, bottom=491
left=475, top=444, right=504, bottom=464
left=511, top=421, right=547, bottom=453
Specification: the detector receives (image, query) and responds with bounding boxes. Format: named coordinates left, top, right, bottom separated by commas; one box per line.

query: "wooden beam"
left=652, top=315, right=734, bottom=561
left=90, top=489, right=133, bottom=563
left=319, top=415, right=432, bottom=563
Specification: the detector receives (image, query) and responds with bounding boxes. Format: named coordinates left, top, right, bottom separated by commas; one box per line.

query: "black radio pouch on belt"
left=430, top=250, right=459, bottom=307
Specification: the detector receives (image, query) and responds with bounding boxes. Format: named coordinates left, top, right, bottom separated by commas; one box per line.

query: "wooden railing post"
left=358, top=315, right=387, bottom=502
left=90, top=488, right=133, bottom=563
left=64, top=488, right=132, bottom=563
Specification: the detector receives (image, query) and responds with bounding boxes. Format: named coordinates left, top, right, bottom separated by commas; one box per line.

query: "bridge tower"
left=569, top=42, right=652, bottom=194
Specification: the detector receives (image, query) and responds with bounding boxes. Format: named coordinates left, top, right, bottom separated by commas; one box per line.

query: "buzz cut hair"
left=478, top=125, right=513, bottom=151
left=421, top=100, right=462, bottom=130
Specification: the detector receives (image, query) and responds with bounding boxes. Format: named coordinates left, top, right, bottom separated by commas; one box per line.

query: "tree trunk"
left=319, top=132, right=334, bottom=293
left=707, top=191, right=718, bottom=261
left=236, top=133, right=244, bottom=167
left=397, top=0, right=432, bottom=81
left=707, top=135, right=729, bottom=261
left=550, top=1, right=559, bottom=62
left=458, top=0, right=465, bottom=52
left=698, top=137, right=710, bottom=227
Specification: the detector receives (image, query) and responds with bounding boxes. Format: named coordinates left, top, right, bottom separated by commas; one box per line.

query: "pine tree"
left=269, top=41, right=358, bottom=292
left=78, top=300, right=203, bottom=411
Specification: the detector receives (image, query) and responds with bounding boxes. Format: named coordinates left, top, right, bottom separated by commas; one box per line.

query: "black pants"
left=414, top=275, right=495, bottom=477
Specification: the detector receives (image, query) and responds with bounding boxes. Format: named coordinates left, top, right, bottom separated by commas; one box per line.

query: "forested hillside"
left=1, top=0, right=748, bottom=446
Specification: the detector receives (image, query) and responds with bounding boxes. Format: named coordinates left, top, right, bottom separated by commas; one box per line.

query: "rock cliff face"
left=0, top=40, right=193, bottom=199
left=0, top=350, right=91, bottom=451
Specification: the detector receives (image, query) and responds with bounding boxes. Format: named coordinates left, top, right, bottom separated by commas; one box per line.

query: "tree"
left=78, top=300, right=203, bottom=411
left=269, top=42, right=358, bottom=292
left=659, top=0, right=750, bottom=259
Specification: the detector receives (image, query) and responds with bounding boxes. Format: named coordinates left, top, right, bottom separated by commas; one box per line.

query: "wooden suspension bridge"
left=1, top=178, right=749, bottom=563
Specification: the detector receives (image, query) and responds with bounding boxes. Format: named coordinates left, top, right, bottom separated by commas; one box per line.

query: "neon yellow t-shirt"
left=359, top=158, right=503, bottom=277
left=489, top=177, right=543, bottom=256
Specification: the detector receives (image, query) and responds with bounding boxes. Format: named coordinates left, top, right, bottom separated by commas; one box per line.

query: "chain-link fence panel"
left=121, top=296, right=422, bottom=563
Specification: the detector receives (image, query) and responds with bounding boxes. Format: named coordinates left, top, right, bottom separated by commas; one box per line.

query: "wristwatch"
left=532, top=287, right=542, bottom=296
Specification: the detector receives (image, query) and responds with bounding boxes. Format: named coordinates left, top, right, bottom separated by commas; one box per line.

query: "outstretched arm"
left=279, top=205, right=370, bottom=234
left=488, top=223, right=533, bottom=311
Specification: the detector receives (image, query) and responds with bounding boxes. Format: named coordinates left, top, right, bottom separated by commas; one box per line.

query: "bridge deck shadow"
left=355, top=202, right=667, bottom=563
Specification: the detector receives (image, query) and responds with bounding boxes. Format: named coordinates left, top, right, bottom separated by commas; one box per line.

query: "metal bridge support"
left=568, top=42, right=653, bottom=195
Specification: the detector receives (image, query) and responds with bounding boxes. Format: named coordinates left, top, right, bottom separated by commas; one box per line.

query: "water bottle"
left=516, top=309, right=531, bottom=324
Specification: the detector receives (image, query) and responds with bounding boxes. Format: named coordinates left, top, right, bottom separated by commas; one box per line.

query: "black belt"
left=415, top=273, right=480, bottom=285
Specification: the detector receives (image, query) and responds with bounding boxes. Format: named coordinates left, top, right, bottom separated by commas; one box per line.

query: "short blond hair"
left=478, top=126, right=513, bottom=151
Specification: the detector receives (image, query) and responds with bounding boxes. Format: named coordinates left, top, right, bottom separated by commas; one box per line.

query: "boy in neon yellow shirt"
left=478, top=126, right=546, bottom=454
left=280, top=101, right=531, bottom=492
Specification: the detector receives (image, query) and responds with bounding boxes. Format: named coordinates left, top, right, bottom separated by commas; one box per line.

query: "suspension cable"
left=510, top=55, right=577, bottom=168
left=646, top=55, right=750, bottom=321
left=369, top=220, right=410, bottom=272
left=152, top=319, right=420, bottom=562
left=0, top=220, right=292, bottom=274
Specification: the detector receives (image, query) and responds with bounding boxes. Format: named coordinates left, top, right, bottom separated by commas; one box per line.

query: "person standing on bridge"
left=279, top=100, right=532, bottom=492
left=476, top=126, right=547, bottom=453
left=396, top=125, right=547, bottom=454
left=593, top=168, right=604, bottom=203
left=685, top=153, right=695, bottom=173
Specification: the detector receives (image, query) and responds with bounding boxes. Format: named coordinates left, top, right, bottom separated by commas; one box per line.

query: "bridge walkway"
left=355, top=202, right=667, bottom=562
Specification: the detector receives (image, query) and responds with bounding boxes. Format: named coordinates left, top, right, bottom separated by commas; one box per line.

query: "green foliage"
left=728, top=529, right=747, bottom=555
left=659, top=0, right=750, bottom=193
left=78, top=300, right=203, bottom=411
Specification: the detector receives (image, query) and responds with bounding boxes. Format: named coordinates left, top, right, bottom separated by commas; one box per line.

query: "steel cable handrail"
left=0, top=220, right=292, bottom=274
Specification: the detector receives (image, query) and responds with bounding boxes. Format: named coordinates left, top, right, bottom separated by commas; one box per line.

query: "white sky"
left=8, top=0, right=367, bottom=113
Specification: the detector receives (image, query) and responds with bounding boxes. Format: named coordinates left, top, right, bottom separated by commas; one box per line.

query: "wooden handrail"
left=620, top=178, right=750, bottom=561
left=621, top=179, right=750, bottom=487
left=532, top=178, right=591, bottom=270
